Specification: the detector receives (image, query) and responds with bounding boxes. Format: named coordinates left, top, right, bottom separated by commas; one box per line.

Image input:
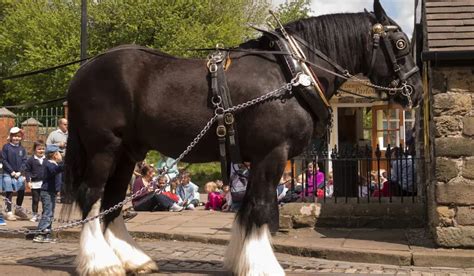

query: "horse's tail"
left=61, top=118, right=87, bottom=220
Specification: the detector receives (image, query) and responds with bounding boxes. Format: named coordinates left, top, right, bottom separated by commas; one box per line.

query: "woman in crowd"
left=132, top=165, right=182, bottom=212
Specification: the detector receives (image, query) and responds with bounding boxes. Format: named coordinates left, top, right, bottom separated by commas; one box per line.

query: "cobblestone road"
left=0, top=238, right=472, bottom=275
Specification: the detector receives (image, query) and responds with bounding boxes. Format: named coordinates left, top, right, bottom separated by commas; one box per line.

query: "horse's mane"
left=241, top=13, right=375, bottom=73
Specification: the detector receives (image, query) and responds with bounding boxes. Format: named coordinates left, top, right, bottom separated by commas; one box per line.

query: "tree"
left=0, top=0, right=312, bottom=106
left=275, top=0, right=312, bottom=25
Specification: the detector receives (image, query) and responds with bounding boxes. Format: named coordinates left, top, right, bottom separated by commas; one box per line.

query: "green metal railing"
left=14, top=106, right=65, bottom=153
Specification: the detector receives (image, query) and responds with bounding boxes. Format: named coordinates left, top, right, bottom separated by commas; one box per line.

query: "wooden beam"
left=427, top=6, right=474, bottom=13
left=428, top=26, right=474, bottom=32
left=429, top=39, right=474, bottom=47
left=427, top=13, right=474, bottom=19
left=426, top=1, right=474, bottom=8
left=429, top=32, right=474, bottom=39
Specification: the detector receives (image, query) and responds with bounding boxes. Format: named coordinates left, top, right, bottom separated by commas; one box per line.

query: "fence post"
left=0, top=108, right=17, bottom=144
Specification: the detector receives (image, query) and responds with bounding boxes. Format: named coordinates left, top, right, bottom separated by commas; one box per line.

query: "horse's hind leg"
left=103, top=151, right=158, bottom=274
left=224, top=146, right=286, bottom=276
left=76, top=140, right=125, bottom=276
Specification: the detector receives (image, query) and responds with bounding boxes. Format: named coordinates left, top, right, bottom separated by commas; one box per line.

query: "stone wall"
left=430, top=66, right=474, bottom=248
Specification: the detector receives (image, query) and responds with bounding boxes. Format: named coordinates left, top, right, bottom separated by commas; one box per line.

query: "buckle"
left=216, top=125, right=227, bottom=137
left=224, top=113, right=234, bottom=125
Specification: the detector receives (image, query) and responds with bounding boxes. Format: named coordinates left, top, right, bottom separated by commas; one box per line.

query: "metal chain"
left=298, top=57, right=404, bottom=92
left=0, top=82, right=294, bottom=236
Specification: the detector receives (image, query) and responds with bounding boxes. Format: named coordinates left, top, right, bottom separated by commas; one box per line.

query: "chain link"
left=0, top=82, right=293, bottom=236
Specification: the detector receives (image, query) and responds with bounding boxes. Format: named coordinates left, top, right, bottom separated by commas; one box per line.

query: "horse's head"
left=366, top=0, right=422, bottom=108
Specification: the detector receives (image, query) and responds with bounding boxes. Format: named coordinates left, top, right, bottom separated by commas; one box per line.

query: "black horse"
left=64, top=1, right=422, bottom=275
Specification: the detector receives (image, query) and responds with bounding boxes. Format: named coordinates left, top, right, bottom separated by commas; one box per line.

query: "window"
left=373, top=106, right=402, bottom=150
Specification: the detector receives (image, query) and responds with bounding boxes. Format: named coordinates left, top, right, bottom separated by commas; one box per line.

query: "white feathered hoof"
left=104, top=214, right=158, bottom=274
left=127, top=260, right=159, bottom=274
left=224, top=222, right=285, bottom=276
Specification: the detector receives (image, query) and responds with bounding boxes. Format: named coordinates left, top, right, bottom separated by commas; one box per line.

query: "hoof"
left=77, top=265, right=126, bottom=276
left=126, top=260, right=158, bottom=274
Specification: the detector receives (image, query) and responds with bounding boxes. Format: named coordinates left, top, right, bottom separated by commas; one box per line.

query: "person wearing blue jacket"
left=33, top=144, right=64, bottom=243
left=1, top=127, right=28, bottom=221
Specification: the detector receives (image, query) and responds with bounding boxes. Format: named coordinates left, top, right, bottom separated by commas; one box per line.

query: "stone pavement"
left=1, top=197, right=474, bottom=270
left=0, top=237, right=473, bottom=275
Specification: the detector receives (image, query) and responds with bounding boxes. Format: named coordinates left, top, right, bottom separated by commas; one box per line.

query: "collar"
left=34, top=155, right=45, bottom=161
left=57, top=129, right=68, bottom=135
left=9, top=142, right=20, bottom=147
left=49, top=160, right=58, bottom=165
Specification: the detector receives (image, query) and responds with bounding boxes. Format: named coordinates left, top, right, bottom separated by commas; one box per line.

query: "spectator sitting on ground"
left=229, top=162, right=250, bottom=212
left=155, top=175, right=180, bottom=203
left=221, top=184, right=232, bottom=212
left=215, top=179, right=224, bottom=192
left=204, top=181, right=223, bottom=211
left=132, top=165, right=182, bottom=212
left=306, top=163, right=325, bottom=195
left=156, top=156, right=179, bottom=184
left=176, top=171, right=200, bottom=210
left=277, top=172, right=291, bottom=203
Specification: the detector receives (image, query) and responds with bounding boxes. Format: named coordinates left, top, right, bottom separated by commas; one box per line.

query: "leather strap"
left=209, top=50, right=242, bottom=185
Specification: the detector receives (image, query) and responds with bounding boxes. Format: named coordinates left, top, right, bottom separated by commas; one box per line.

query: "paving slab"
left=1, top=197, right=474, bottom=269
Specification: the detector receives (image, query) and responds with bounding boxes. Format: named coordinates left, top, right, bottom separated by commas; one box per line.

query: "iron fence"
left=14, top=105, right=65, bottom=154
left=288, top=143, right=421, bottom=204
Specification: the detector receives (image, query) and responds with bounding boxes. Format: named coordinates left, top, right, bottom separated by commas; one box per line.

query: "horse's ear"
left=374, top=0, right=389, bottom=23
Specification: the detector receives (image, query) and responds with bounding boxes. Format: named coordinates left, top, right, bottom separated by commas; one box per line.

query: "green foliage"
left=186, top=162, right=221, bottom=187
left=0, top=0, right=273, bottom=105
left=0, top=0, right=311, bottom=184
left=0, top=0, right=81, bottom=105
left=275, top=0, right=312, bottom=25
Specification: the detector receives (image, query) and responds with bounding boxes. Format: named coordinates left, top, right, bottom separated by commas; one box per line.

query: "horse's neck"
left=291, top=15, right=372, bottom=86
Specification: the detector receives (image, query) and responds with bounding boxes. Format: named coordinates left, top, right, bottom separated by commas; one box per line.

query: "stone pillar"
left=63, top=101, right=68, bottom=120
left=430, top=67, right=474, bottom=247
left=0, top=108, right=16, bottom=145
left=21, top=118, right=43, bottom=155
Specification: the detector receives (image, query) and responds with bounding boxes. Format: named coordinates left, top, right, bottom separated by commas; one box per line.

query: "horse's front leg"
left=224, top=146, right=286, bottom=276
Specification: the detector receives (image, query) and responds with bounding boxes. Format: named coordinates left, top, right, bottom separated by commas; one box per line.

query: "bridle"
left=366, top=23, right=419, bottom=106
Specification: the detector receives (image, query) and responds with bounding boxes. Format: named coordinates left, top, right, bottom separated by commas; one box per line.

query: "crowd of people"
left=0, top=118, right=68, bottom=243
left=0, top=118, right=416, bottom=245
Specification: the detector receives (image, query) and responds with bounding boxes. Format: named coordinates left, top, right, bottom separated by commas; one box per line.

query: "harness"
left=206, top=15, right=420, bottom=184
left=208, top=49, right=241, bottom=185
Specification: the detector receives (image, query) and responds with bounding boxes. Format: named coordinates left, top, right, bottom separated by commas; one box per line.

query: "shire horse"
left=63, top=1, right=422, bottom=275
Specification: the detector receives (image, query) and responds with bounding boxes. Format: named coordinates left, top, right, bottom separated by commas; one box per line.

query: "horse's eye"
left=396, top=39, right=407, bottom=50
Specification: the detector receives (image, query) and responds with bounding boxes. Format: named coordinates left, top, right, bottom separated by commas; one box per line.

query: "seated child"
left=221, top=184, right=232, bottom=212
left=204, top=181, right=223, bottom=211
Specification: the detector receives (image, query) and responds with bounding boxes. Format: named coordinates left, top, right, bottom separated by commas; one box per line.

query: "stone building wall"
left=430, top=66, right=474, bottom=247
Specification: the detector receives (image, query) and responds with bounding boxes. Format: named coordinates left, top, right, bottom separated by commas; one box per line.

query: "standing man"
left=46, top=118, right=68, bottom=155
left=46, top=118, right=68, bottom=202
